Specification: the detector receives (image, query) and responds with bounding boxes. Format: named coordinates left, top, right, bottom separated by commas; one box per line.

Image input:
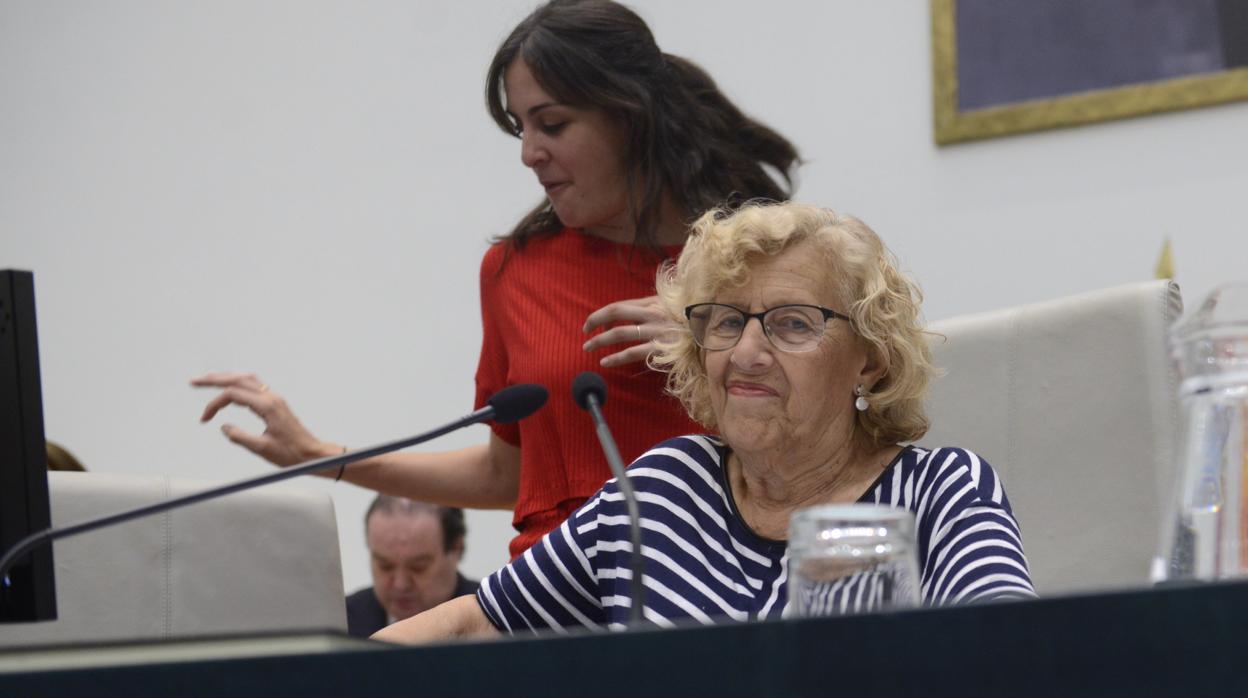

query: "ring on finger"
left=258, top=384, right=270, bottom=393
left=635, top=325, right=643, bottom=341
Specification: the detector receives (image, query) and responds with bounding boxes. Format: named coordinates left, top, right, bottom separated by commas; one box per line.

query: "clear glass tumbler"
left=1159, top=283, right=1248, bottom=582
left=786, top=504, right=921, bottom=617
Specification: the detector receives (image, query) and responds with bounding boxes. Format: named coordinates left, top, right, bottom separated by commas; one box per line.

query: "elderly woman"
left=376, top=202, right=1033, bottom=642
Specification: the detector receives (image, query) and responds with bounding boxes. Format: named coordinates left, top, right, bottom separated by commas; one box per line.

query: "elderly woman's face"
left=703, top=241, right=880, bottom=457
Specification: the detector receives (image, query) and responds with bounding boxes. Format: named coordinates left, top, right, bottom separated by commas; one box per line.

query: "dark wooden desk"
left=3, top=579, right=1246, bottom=697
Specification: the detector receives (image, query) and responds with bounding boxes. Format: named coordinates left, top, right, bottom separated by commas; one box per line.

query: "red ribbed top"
left=474, top=228, right=702, bottom=559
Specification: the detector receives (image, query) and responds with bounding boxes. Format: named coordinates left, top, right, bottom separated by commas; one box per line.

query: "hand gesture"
left=190, top=372, right=340, bottom=467
left=582, top=295, right=680, bottom=368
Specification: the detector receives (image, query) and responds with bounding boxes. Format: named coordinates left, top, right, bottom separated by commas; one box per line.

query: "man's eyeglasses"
left=684, top=303, right=851, bottom=353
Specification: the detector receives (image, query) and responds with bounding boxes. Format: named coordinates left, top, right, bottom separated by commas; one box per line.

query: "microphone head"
left=487, top=384, right=548, bottom=424
left=571, top=371, right=607, bottom=411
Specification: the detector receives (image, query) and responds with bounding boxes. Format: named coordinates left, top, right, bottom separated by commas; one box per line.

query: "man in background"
left=346, top=495, right=478, bottom=638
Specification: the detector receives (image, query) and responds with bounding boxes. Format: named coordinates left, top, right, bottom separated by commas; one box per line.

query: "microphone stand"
left=1, top=404, right=500, bottom=584
left=581, top=392, right=645, bottom=626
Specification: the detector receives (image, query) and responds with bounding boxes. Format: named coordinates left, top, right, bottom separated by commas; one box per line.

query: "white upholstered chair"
left=923, top=280, right=1183, bottom=596
left=0, top=472, right=347, bottom=648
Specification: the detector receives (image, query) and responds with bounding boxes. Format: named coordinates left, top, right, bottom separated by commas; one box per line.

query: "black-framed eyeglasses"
left=684, top=303, right=851, bottom=353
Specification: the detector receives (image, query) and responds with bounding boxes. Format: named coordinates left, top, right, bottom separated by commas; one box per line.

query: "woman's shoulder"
left=590, top=435, right=731, bottom=524
left=620, top=434, right=725, bottom=484
left=900, top=445, right=1009, bottom=505
left=905, top=444, right=990, bottom=464
left=478, top=238, right=514, bottom=277
left=479, top=228, right=575, bottom=277
left=633, top=434, right=724, bottom=464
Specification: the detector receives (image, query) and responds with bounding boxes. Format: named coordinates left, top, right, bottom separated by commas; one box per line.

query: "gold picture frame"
left=931, top=0, right=1248, bottom=145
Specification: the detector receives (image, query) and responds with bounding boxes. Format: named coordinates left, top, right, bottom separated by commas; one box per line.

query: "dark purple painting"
left=955, top=0, right=1248, bottom=111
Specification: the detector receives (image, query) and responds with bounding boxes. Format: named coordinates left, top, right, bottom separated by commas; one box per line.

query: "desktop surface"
left=1, top=580, right=1244, bottom=697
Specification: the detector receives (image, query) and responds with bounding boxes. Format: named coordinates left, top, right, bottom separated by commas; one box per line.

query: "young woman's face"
left=503, top=60, right=633, bottom=241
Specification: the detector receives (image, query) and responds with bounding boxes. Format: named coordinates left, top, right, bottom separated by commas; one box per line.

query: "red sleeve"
left=474, top=243, right=520, bottom=446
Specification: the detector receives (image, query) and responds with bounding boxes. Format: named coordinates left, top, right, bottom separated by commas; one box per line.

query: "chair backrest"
left=0, top=472, right=346, bottom=647
left=923, top=280, right=1183, bottom=596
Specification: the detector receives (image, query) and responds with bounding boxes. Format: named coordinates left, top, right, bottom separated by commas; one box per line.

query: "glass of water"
left=786, top=504, right=921, bottom=617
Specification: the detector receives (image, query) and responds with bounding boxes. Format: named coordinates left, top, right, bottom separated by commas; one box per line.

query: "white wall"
left=4, top=0, right=1246, bottom=594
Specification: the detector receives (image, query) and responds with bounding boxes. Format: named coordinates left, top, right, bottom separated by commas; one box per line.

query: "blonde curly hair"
left=650, top=202, right=934, bottom=447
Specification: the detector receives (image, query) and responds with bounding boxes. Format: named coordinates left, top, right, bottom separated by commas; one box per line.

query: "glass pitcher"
left=1159, top=283, right=1248, bottom=582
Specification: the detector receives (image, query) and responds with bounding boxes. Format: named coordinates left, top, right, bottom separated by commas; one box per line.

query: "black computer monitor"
left=0, top=269, right=57, bottom=622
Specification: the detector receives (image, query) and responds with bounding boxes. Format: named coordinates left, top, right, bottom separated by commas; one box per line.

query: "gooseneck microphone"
left=571, top=371, right=644, bottom=625
left=0, top=384, right=549, bottom=583
left=485, top=383, right=548, bottom=424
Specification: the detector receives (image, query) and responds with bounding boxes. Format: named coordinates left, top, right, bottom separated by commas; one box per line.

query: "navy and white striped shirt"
left=477, top=435, right=1034, bottom=633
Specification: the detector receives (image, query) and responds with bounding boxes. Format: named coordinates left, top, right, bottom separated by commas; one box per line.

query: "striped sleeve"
left=916, top=448, right=1036, bottom=604
left=475, top=493, right=607, bottom=635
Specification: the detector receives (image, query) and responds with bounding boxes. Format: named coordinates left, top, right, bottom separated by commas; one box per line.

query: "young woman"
left=192, top=0, right=800, bottom=559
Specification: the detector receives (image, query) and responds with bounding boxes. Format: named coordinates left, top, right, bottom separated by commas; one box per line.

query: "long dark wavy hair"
left=486, top=0, right=800, bottom=253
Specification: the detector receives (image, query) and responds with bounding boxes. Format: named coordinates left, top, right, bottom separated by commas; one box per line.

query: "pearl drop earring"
left=854, top=385, right=869, bottom=412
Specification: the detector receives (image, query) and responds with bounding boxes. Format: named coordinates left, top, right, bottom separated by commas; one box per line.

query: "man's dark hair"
left=364, top=495, right=467, bottom=553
